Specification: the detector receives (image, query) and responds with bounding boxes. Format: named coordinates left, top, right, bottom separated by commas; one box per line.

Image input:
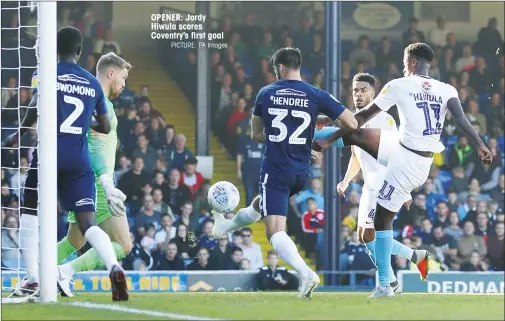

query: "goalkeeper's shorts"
left=67, top=180, right=112, bottom=225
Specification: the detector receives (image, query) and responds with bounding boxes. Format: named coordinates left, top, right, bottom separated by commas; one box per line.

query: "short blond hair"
left=96, top=52, right=132, bottom=75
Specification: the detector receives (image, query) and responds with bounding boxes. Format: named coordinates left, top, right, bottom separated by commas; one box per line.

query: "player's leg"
left=56, top=212, right=84, bottom=264
left=262, top=172, right=319, bottom=299
left=15, top=150, right=39, bottom=295
left=371, top=149, right=432, bottom=297
left=212, top=195, right=262, bottom=237
left=60, top=170, right=128, bottom=301
left=314, top=126, right=381, bottom=159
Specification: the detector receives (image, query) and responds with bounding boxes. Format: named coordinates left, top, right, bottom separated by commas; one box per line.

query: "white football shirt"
left=354, top=111, right=397, bottom=190
left=372, top=75, right=459, bottom=153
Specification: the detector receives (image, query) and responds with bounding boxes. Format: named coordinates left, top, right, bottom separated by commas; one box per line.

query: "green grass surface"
left=2, top=292, right=504, bottom=320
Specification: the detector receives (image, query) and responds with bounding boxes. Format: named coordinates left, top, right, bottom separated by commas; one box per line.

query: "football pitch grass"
left=2, top=292, right=504, bottom=320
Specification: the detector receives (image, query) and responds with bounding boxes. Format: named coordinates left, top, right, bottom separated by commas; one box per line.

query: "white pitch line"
left=63, top=301, right=227, bottom=321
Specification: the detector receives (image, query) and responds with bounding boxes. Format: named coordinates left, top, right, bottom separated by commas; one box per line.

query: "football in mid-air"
left=207, top=181, right=240, bottom=213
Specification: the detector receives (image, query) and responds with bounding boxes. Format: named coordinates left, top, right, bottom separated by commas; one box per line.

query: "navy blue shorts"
left=258, top=170, right=310, bottom=217
left=23, top=150, right=96, bottom=214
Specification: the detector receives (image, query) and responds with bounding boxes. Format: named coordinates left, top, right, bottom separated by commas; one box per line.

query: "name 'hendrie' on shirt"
left=57, top=82, right=96, bottom=97
left=270, top=95, right=309, bottom=107
left=413, top=93, right=442, bottom=104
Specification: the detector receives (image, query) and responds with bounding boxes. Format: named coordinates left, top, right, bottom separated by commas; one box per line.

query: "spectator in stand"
left=187, top=247, right=210, bottom=271
left=228, top=99, right=248, bottom=135
left=136, top=195, right=162, bottom=233
left=165, top=134, right=193, bottom=171
left=232, top=66, right=250, bottom=93
left=293, top=177, right=324, bottom=215
left=450, top=165, right=469, bottom=194
left=428, top=165, right=445, bottom=195
left=138, top=100, right=166, bottom=128
left=57, top=7, right=74, bottom=30
left=455, top=44, right=476, bottom=72
left=240, top=13, right=262, bottom=49
left=294, top=16, right=314, bottom=54
left=402, top=17, right=425, bottom=47
left=461, top=250, right=488, bottom=272
left=424, top=225, right=458, bottom=266
left=175, top=201, right=200, bottom=235
left=397, top=192, right=429, bottom=229
left=229, top=31, right=246, bottom=62
left=487, top=222, right=504, bottom=271
left=118, top=157, right=151, bottom=208
left=418, top=218, right=433, bottom=242
left=154, top=214, right=176, bottom=249
left=422, top=178, right=447, bottom=218
left=198, top=220, right=218, bottom=251
left=223, top=247, right=244, bottom=270
left=230, top=230, right=244, bottom=249
left=432, top=201, right=450, bottom=228
left=301, top=198, right=324, bottom=256
left=473, top=162, right=500, bottom=193
left=375, top=37, right=396, bottom=72
left=476, top=18, right=503, bottom=63
left=140, top=223, right=158, bottom=254
left=122, top=232, right=153, bottom=271
left=162, top=125, right=176, bottom=151
left=156, top=241, right=185, bottom=270
left=1, top=215, right=23, bottom=269
left=428, top=15, right=451, bottom=47
left=447, top=190, right=460, bottom=212
left=466, top=99, right=487, bottom=134
left=85, top=54, right=97, bottom=76
left=448, top=136, right=477, bottom=172
left=444, top=211, right=463, bottom=240
left=132, top=135, right=157, bottom=175
left=209, top=235, right=234, bottom=270
left=240, top=227, right=263, bottom=271
left=76, top=7, right=102, bottom=40
left=459, top=178, right=488, bottom=204
left=475, top=212, right=492, bottom=239
left=457, top=194, right=478, bottom=221
left=487, top=93, right=504, bottom=136
left=255, top=30, right=277, bottom=61
left=349, top=35, right=376, bottom=69
left=147, top=118, right=165, bottom=150
left=179, top=157, right=205, bottom=199
left=9, top=157, right=27, bottom=198
left=306, top=32, right=324, bottom=72
left=94, top=29, right=121, bottom=55
left=1, top=76, right=17, bottom=107
left=469, top=57, right=490, bottom=94
left=165, top=169, right=191, bottom=215
left=428, top=57, right=441, bottom=80
left=172, top=223, right=196, bottom=259
left=458, top=221, right=487, bottom=262
left=257, top=250, right=299, bottom=291
left=240, top=258, right=252, bottom=271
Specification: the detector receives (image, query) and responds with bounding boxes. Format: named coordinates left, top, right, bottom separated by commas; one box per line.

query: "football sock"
left=65, top=242, right=125, bottom=276
left=270, top=231, right=311, bottom=278
left=375, top=230, right=394, bottom=287
left=221, top=205, right=261, bottom=232
left=313, top=127, right=345, bottom=147
left=19, top=214, right=39, bottom=283
left=366, top=239, right=397, bottom=283
left=391, top=239, right=415, bottom=261
left=83, top=226, right=119, bottom=271
left=56, top=237, right=78, bottom=264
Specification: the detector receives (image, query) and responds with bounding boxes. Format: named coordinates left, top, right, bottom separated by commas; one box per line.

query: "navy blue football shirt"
left=253, top=79, right=346, bottom=173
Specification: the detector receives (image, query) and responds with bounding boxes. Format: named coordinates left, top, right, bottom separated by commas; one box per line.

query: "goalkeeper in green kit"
left=56, top=53, right=133, bottom=298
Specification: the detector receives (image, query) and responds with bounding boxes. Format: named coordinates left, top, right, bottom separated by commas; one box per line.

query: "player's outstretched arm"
left=338, top=147, right=361, bottom=197
left=4, top=94, right=38, bottom=147
left=447, top=97, right=492, bottom=165
left=251, top=115, right=266, bottom=143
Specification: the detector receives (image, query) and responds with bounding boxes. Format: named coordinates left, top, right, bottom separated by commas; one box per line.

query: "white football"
left=207, top=181, right=240, bottom=213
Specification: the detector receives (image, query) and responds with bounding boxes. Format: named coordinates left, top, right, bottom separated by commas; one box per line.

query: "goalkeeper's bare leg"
left=56, top=215, right=131, bottom=299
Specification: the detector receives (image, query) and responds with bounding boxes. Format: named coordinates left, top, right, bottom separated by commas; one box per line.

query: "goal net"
left=1, top=1, right=58, bottom=304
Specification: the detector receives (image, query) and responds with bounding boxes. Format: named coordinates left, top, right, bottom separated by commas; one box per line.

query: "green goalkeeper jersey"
left=88, top=94, right=118, bottom=179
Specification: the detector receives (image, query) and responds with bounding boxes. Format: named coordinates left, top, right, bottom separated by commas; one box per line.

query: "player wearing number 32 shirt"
left=314, top=43, right=493, bottom=298
left=211, top=47, right=358, bottom=300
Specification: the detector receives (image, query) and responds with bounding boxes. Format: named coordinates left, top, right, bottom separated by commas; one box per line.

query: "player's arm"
left=337, top=147, right=361, bottom=197
left=318, top=91, right=358, bottom=130
left=447, top=96, right=492, bottom=165
left=251, top=88, right=266, bottom=143
left=92, top=88, right=111, bottom=134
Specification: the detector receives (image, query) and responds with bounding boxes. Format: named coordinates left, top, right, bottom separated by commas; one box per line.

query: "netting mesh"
left=1, top=1, right=39, bottom=303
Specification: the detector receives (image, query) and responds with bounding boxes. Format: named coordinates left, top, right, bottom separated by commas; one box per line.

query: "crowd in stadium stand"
left=1, top=2, right=504, bottom=280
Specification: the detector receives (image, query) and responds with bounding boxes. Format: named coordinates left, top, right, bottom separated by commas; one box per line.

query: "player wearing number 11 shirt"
left=211, top=47, right=358, bottom=299
left=314, top=43, right=493, bottom=298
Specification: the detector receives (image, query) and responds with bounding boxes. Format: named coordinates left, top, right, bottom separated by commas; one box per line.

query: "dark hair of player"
left=352, top=73, right=376, bottom=87
left=404, top=42, right=435, bottom=64
left=57, top=26, right=83, bottom=58
left=270, top=47, right=302, bottom=79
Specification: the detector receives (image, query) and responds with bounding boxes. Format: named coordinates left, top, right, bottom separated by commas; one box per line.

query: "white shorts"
left=376, top=130, right=433, bottom=212
left=357, top=187, right=378, bottom=229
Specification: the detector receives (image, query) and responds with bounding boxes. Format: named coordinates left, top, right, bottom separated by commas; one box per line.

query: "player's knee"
left=362, top=228, right=376, bottom=244
left=373, top=204, right=395, bottom=231
left=252, top=195, right=261, bottom=213
left=121, top=237, right=133, bottom=255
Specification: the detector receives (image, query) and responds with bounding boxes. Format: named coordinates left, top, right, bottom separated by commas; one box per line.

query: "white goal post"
left=0, top=1, right=57, bottom=304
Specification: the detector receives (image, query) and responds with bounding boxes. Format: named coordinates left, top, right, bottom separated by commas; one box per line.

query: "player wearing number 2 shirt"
left=313, top=43, right=492, bottom=298
left=211, top=47, right=358, bottom=300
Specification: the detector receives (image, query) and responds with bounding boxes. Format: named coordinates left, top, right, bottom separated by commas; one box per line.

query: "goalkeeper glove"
left=99, top=174, right=127, bottom=217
